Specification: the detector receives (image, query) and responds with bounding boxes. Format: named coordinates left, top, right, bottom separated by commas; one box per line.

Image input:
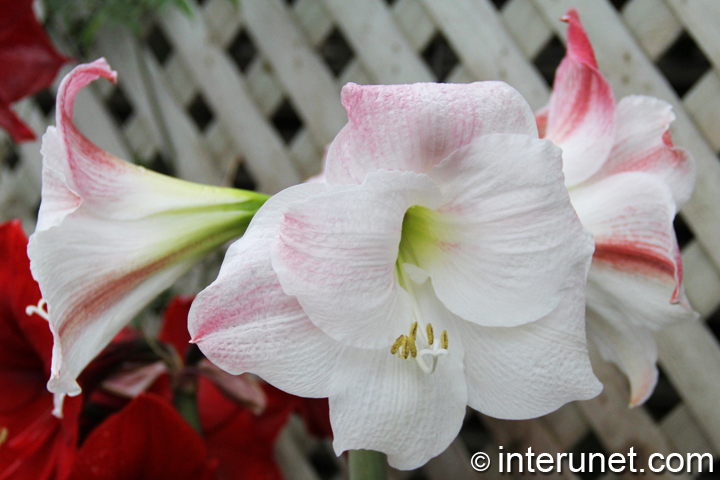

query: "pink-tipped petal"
left=586, top=261, right=696, bottom=407
left=424, top=134, right=594, bottom=327
left=586, top=96, right=696, bottom=208
left=271, top=170, right=443, bottom=348
left=571, top=171, right=688, bottom=309
left=190, top=183, right=345, bottom=398
left=562, top=9, right=598, bottom=68
left=572, top=171, right=697, bottom=406
left=459, top=286, right=602, bottom=419
left=325, top=82, right=538, bottom=186
left=535, top=104, right=549, bottom=138
left=544, top=10, right=616, bottom=187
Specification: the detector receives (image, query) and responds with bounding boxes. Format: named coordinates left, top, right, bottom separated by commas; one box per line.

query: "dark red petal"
left=296, top=397, right=332, bottom=439
left=0, top=394, right=81, bottom=480
left=0, top=220, right=53, bottom=378
left=0, top=104, right=36, bottom=142
left=200, top=380, right=293, bottom=480
left=68, top=393, right=216, bottom=480
left=0, top=0, right=69, bottom=141
left=159, top=296, right=194, bottom=359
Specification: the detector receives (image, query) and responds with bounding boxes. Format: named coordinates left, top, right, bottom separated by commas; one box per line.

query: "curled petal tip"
left=560, top=7, right=580, bottom=24
left=560, top=8, right=598, bottom=69
left=57, top=58, right=118, bottom=122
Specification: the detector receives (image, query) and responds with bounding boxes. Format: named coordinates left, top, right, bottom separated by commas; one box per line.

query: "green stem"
left=174, top=375, right=202, bottom=434
left=349, top=450, right=387, bottom=480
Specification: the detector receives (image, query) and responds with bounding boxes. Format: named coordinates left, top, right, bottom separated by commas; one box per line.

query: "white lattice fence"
left=2, top=0, right=720, bottom=478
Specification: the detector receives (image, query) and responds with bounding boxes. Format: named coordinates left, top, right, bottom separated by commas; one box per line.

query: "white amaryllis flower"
left=537, top=9, right=698, bottom=406
left=189, top=81, right=602, bottom=469
left=27, top=59, right=268, bottom=414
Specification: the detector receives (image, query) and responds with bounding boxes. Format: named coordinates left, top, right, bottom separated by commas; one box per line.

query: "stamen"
left=426, top=323, right=434, bottom=345
left=390, top=335, right=404, bottom=355
left=408, top=339, right=417, bottom=358
left=408, top=322, right=418, bottom=358
left=390, top=321, right=449, bottom=372
left=26, top=298, right=49, bottom=322
left=0, top=427, right=7, bottom=450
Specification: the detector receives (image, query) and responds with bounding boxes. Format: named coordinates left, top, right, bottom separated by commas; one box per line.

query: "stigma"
left=26, top=298, right=50, bottom=321
left=391, top=321, right=448, bottom=374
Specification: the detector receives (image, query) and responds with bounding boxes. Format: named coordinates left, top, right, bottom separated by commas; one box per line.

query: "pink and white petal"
left=325, top=82, right=538, bottom=186
left=570, top=171, right=688, bottom=308
left=423, top=134, right=594, bottom=328
left=585, top=282, right=658, bottom=407
left=544, top=9, right=616, bottom=187
left=190, top=183, right=346, bottom=398
left=588, top=260, right=697, bottom=336
left=45, top=59, right=256, bottom=224
left=36, top=128, right=80, bottom=231
left=535, top=104, right=549, bottom=138
left=271, top=170, right=443, bottom=348
left=458, top=286, right=602, bottom=419
left=30, top=210, right=248, bottom=402
left=329, top=347, right=467, bottom=470
left=586, top=95, right=696, bottom=208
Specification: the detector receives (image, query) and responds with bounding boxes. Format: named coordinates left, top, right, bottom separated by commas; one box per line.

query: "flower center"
left=390, top=321, right=449, bottom=374
left=398, top=205, right=441, bottom=268
left=393, top=207, right=450, bottom=374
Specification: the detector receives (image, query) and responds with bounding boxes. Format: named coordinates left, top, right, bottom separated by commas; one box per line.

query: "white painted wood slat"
left=322, top=0, right=434, bottom=84
left=160, top=5, right=301, bottom=193
left=242, top=0, right=347, bottom=147
left=421, top=0, right=550, bottom=110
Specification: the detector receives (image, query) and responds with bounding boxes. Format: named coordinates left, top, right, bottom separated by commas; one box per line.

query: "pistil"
left=26, top=298, right=50, bottom=321
left=390, top=321, right=448, bottom=374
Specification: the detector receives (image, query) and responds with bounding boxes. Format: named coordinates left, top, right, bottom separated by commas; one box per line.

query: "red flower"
left=162, top=296, right=333, bottom=480
left=0, top=0, right=69, bottom=142
left=67, top=394, right=216, bottom=480
left=0, top=220, right=81, bottom=480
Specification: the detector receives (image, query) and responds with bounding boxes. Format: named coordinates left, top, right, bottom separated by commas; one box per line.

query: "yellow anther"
left=401, top=337, right=410, bottom=359
left=408, top=338, right=417, bottom=358
left=426, top=323, right=435, bottom=345
left=0, top=427, right=7, bottom=450
left=391, top=335, right=404, bottom=355
left=441, top=330, right=448, bottom=349
left=408, top=322, right=418, bottom=357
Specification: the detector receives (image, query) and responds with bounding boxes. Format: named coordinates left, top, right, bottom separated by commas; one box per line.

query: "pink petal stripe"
left=56, top=59, right=117, bottom=126
left=326, top=81, right=538, bottom=186
left=543, top=9, right=616, bottom=187
left=593, top=238, right=684, bottom=304
left=585, top=96, right=696, bottom=208
left=55, top=60, right=131, bottom=196
left=562, top=9, right=598, bottom=69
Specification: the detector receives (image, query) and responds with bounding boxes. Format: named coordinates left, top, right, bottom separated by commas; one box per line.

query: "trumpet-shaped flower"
left=27, top=59, right=269, bottom=415
left=538, top=9, right=698, bottom=406
left=190, top=81, right=602, bottom=469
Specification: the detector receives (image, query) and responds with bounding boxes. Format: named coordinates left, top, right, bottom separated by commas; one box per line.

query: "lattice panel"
left=2, top=0, right=720, bottom=478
